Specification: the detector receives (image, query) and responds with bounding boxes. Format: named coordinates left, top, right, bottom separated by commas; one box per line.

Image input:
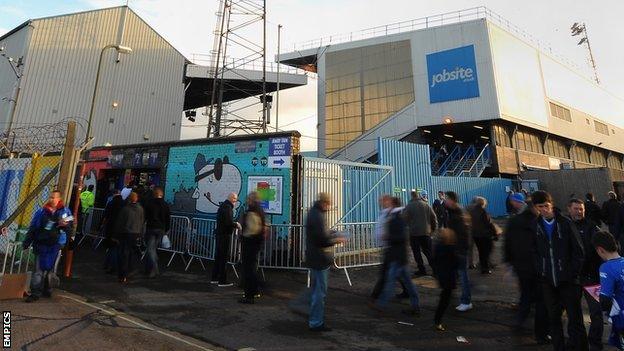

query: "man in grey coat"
left=403, top=190, right=438, bottom=276
left=114, top=192, right=145, bottom=283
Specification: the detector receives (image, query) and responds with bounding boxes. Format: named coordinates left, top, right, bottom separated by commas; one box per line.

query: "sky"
left=1, top=0, right=623, bottom=151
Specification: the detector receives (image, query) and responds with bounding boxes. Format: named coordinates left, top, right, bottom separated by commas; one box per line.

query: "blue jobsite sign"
left=426, top=45, right=480, bottom=104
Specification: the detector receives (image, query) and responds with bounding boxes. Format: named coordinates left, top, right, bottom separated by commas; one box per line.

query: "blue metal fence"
left=378, top=138, right=512, bottom=217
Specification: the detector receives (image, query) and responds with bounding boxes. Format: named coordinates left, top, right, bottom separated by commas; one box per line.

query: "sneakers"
left=435, top=324, right=446, bottom=332
left=455, top=303, right=473, bottom=312
left=210, top=280, right=219, bottom=284
left=217, top=283, right=234, bottom=287
left=309, top=324, right=332, bottom=332
left=24, top=295, right=39, bottom=303
left=238, top=297, right=255, bottom=304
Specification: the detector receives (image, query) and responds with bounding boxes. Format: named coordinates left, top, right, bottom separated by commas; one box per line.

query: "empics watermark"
left=2, top=311, right=10, bottom=349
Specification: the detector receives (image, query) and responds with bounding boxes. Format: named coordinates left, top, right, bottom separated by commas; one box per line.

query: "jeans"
left=211, top=234, right=231, bottom=284
left=309, top=268, right=329, bottom=328
left=542, top=282, right=589, bottom=351
left=583, top=289, right=604, bottom=350
left=30, top=253, right=58, bottom=298
left=409, top=236, right=432, bottom=273
left=473, top=237, right=493, bottom=272
left=241, top=237, right=262, bottom=298
left=377, top=262, right=420, bottom=309
left=517, top=276, right=549, bottom=340
left=435, top=288, right=453, bottom=325
left=457, top=255, right=471, bottom=304
left=371, top=258, right=407, bottom=299
left=145, top=229, right=164, bottom=277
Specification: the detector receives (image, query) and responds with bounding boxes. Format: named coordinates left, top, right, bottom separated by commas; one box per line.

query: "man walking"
left=306, top=193, right=346, bottom=332
left=102, top=189, right=124, bottom=274
left=532, top=191, right=588, bottom=351
left=211, top=192, right=240, bottom=287
left=23, top=190, right=73, bottom=302
left=444, top=191, right=473, bottom=312
left=143, top=187, right=171, bottom=278
left=114, top=192, right=145, bottom=283
left=569, top=198, right=603, bottom=350
left=403, top=190, right=437, bottom=276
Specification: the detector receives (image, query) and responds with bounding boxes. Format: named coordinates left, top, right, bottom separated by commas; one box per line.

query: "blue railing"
left=458, top=144, right=492, bottom=177
left=446, top=145, right=476, bottom=176
left=430, top=146, right=447, bottom=169
left=435, top=145, right=461, bottom=176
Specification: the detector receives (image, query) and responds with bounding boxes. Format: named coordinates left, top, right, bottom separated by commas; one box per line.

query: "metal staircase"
left=431, top=144, right=491, bottom=177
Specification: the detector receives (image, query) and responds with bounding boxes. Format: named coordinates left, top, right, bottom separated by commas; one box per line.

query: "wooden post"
left=57, top=121, right=77, bottom=204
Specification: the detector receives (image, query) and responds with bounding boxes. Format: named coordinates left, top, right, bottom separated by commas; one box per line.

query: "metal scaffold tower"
left=206, top=0, right=268, bottom=137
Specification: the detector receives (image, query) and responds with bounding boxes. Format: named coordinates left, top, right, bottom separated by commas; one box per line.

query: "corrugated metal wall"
left=379, top=138, right=512, bottom=216
left=10, top=7, right=185, bottom=145
left=0, top=25, right=31, bottom=127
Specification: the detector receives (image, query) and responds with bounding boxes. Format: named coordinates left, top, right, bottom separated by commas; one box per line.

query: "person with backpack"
left=238, top=192, right=268, bottom=304
left=23, top=190, right=74, bottom=302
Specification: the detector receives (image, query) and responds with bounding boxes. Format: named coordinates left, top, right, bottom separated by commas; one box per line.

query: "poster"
left=247, top=176, right=283, bottom=214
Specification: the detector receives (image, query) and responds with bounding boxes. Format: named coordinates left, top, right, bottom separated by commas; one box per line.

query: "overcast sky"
left=1, top=0, right=623, bottom=151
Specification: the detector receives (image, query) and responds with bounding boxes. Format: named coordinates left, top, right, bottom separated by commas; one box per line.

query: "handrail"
left=188, top=54, right=308, bottom=75
left=430, top=147, right=447, bottom=168
left=458, top=144, right=491, bottom=177
left=436, top=145, right=461, bottom=175
left=446, top=145, right=476, bottom=176
left=287, top=6, right=584, bottom=74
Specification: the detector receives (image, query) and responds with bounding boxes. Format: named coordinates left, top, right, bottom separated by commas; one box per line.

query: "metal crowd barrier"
left=159, top=215, right=191, bottom=267
left=258, top=224, right=306, bottom=270
left=333, top=222, right=382, bottom=286
left=77, top=207, right=105, bottom=248
left=186, top=218, right=217, bottom=271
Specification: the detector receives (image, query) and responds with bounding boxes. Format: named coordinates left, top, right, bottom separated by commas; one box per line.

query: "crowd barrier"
left=333, top=222, right=382, bottom=285
left=161, top=215, right=190, bottom=267
left=77, top=207, right=105, bottom=248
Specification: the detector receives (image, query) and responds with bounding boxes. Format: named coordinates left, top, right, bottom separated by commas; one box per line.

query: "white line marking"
left=97, top=300, right=115, bottom=304
left=59, top=294, right=217, bottom=351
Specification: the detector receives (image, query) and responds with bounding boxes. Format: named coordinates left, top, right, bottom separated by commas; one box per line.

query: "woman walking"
left=432, top=228, right=459, bottom=331
left=238, top=192, right=267, bottom=304
left=468, top=197, right=498, bottom=274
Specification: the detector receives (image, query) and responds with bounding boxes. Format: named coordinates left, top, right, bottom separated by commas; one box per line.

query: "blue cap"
left=419, top=190, right=428, bottom=197
left=510, top=193, right=525, bottom=203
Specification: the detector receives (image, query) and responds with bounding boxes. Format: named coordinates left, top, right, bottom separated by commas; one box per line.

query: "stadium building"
left=278, top=7, right=624, bottom=181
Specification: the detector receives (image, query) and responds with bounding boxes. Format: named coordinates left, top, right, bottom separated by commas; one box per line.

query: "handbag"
left=161, top=234, right=172, bottom=249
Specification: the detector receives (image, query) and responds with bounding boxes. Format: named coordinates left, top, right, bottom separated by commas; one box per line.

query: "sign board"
left=248, top=176, right=283, bottom=214
left=269, top=137, right=291, bottom=157
left=426, top=45, right=480, bottom=103
left=267, top=156, right=291, bottom=169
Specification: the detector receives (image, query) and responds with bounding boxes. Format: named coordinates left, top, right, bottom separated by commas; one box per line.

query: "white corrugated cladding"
left=12, top=6, right=185, bottom=146
left=0, top=25, right=31, bottom=127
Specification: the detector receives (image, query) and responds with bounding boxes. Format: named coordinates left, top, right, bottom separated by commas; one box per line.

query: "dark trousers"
left=434, top=288, right=453, bottom=325
left=517, top=276, right=549, bottom=340
left=241, top=237, right=262, bottom=298
left=211, top=234, right=231, bottom=284
left=473, top=237, right=493, bottom=272
left=542, top=282, right=589, bottom=351
left=583, top=289, right=604, bottom=350
left=409, top=235, right=432, bottom=273
left=371, top=259, right=407, bottom=299
left=118, top=235, right=137, bottom=279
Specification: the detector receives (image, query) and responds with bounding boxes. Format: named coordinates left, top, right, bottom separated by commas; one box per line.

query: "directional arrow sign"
left=267, top=156, right=290, bottom=169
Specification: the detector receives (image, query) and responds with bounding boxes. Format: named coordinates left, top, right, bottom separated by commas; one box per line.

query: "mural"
left=165, top=138, right=293, bottom=224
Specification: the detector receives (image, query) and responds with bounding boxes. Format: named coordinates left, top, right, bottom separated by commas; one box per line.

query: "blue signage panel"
left=426, top=45, right=480, bottom=104
left=269, top=137, right=291, bottom=157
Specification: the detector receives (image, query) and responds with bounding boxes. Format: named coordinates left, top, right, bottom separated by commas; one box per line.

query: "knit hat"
left=510, top=192, right=525, bottom=203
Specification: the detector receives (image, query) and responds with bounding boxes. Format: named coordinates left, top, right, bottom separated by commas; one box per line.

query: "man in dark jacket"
left=305, top=193, right=345, bottom=332
left=114, top=192, right=144, bottom=283
left=433, top=191, right=447, bottom=228
left=143, top=187, right=171, bottom=278
left=602, top=192, right=621, bottom=237
left=102, top=189, right=124, bottom=274
left=444, top=191, right=473, bottom=312
left=584, top=193, right=602, bottom=227
left=211, top=192, right=240, bottom=287
left=238, top=191, right=267, bottom=304
left=403, top=190, right=437, bottom=276
left=531, top=191, right=588, bottom=351
left=503, top=200, right=549, bottom=344
left=569, top=198, right=603, bottom=351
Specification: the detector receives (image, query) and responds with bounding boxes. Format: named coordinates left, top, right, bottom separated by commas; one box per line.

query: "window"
left=595, top=120, right=609, bottom=135
left=573, top=145, right=591, bottom=164
left=545, top=137, right=569, bottom=159
left=549, top=102, right=572, bottom=122
left=607, top=153, right=623, bottom=170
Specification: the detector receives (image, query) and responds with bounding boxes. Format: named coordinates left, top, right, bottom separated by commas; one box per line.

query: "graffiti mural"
left=165, top=138, right=293, bottom=224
